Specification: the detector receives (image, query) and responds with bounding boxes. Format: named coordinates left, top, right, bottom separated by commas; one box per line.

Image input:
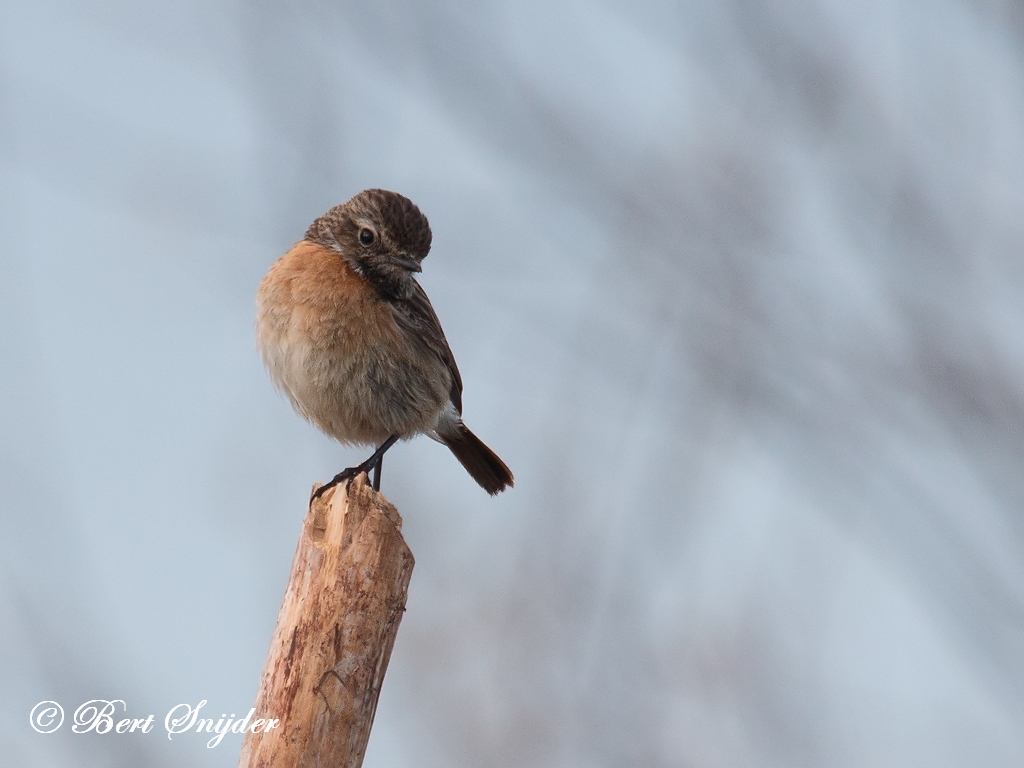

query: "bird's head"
left=305, top=188, right=432, bottom=300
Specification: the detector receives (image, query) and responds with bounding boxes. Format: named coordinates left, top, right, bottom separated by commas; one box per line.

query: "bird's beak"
left=391, top=254, right=422, bottom=272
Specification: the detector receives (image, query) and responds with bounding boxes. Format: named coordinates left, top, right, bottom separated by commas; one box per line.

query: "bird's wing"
left=390, top=281, right=464, bottom=415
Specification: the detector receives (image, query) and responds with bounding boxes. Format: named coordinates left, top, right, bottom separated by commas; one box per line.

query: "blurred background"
left=3, top=0, right=1024, bottom=765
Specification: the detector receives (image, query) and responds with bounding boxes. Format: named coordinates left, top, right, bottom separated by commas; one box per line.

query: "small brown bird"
left=256, top=189, right=513, bottom=498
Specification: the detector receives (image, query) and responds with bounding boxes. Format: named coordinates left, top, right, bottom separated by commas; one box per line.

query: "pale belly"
left=258, top=325, right=448, bottom=445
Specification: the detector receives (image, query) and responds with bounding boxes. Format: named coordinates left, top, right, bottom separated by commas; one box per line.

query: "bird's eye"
left=359, top=228, right=375, bottom=246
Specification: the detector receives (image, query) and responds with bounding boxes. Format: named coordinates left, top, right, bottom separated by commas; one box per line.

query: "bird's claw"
left=310, top=455, right=382, bottom=504
left=310, top=467, right=361, bottom=504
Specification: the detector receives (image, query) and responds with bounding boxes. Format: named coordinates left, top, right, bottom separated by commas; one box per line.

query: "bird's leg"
left=311, top=434, right=399, bottom=502
left=372, top=452, right=382, bottom=491
left=364, top=434, right=399, bottom=489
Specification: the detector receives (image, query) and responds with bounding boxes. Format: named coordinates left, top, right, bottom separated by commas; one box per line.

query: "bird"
left=256, top=188, right=513, bottom=500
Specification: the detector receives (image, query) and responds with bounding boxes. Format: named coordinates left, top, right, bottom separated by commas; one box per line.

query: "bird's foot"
left=309, top=435, right=399, bottom=504
left=310, top=459, right=374, bottom=504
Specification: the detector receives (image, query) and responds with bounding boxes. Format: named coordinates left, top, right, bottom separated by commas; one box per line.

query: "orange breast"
left=255, top=240, right=448, bottom=444
left=259, top=240, right=400, bottom=355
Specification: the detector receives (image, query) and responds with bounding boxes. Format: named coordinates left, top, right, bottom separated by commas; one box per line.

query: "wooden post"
left=238, top=474, right=414, bottom=768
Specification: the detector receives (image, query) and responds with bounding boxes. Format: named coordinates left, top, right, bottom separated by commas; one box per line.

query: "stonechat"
left=256, top=189, right=513, bottom=499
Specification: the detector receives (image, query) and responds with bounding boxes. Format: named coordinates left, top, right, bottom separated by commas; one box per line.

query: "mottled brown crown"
left=305, top=189, right=432, bottom=260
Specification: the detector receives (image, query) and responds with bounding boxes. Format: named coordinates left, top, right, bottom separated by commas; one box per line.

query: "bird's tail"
left=440, top=422, right=513, bottom=495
